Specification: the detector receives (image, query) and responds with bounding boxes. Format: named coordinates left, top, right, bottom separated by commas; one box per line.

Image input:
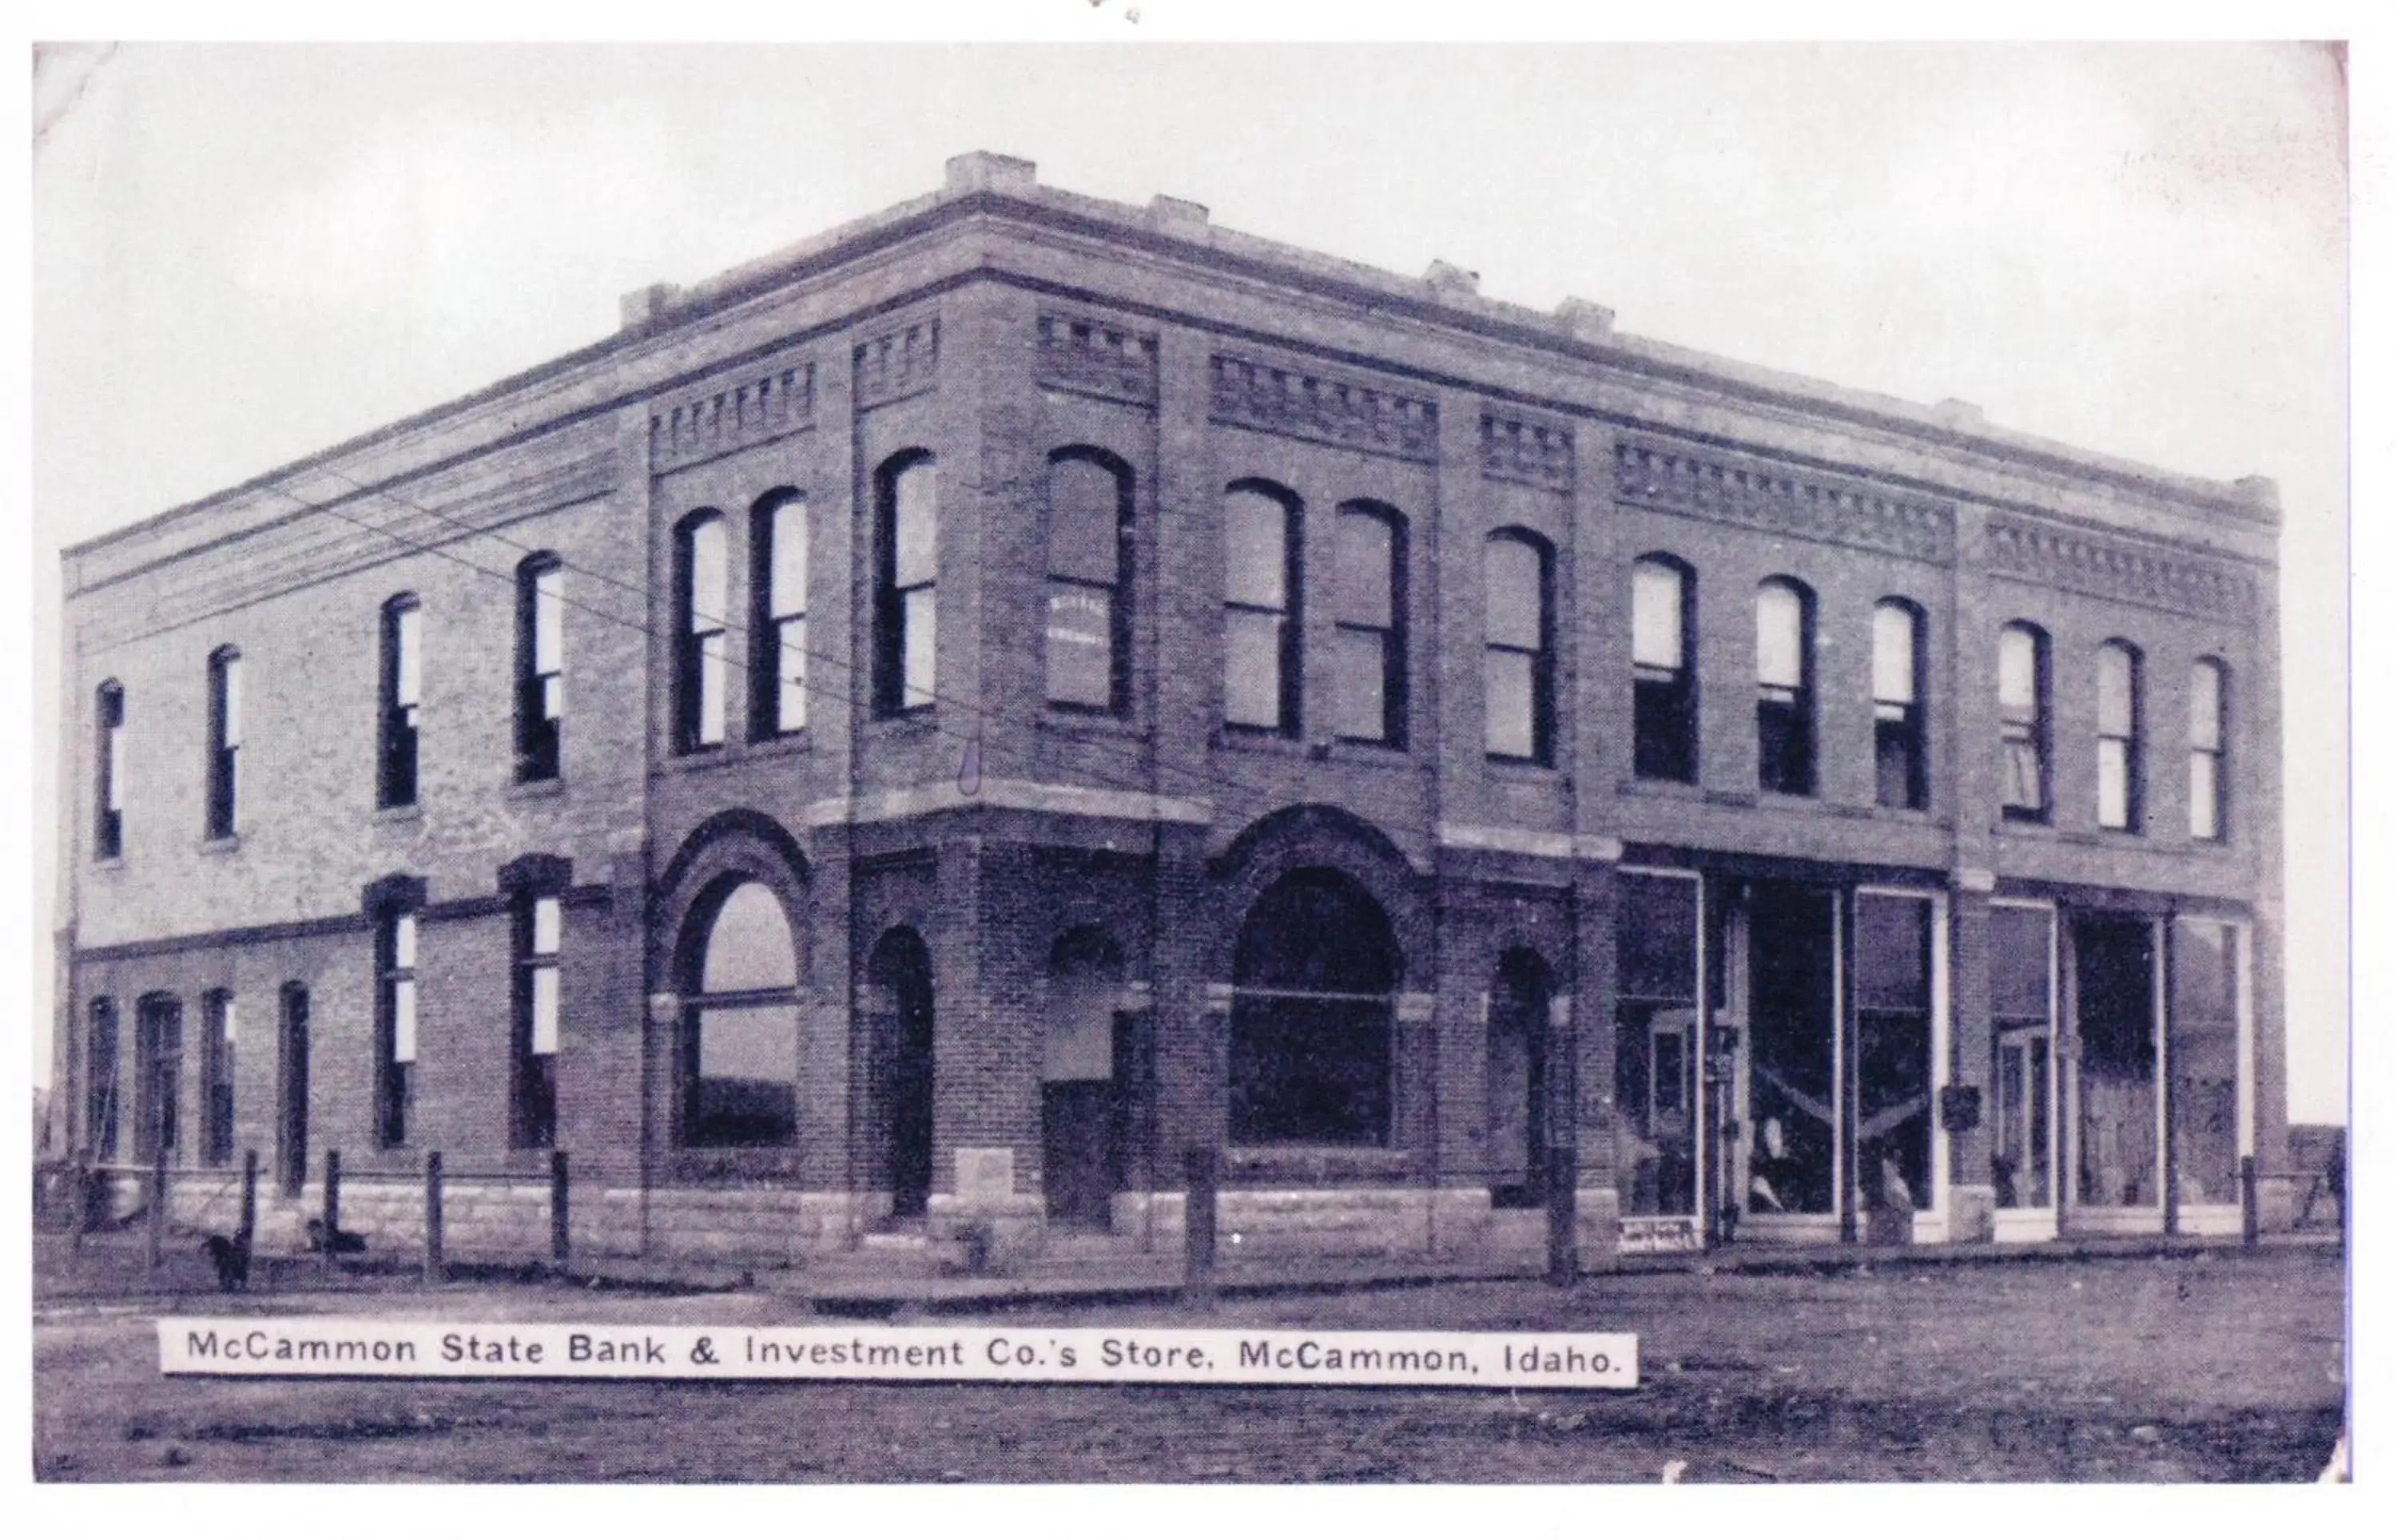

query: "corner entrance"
left=866, top=928, right=936, bottom=1221
left=1042, top=930, right=1128, bottom=1228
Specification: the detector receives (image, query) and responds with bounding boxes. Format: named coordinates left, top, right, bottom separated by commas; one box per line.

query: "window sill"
left=372, top=804, right=423, bottom=827
left=1213, top=727, right=1306, bottom=758
left=1042, top=709, right=1145, bottom=739
left=507, top=776, right=568, bottom=802
left=1618, top=776, right=1705, bottom=800
left=90, top=855, right=125, bottom=872
left=1486, top=758, right=1564, bottom=787
left=199, top=834, right=240, bottom=855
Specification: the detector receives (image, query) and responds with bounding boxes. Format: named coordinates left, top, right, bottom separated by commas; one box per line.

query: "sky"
left=23, top=37, right=2351, bottom=1121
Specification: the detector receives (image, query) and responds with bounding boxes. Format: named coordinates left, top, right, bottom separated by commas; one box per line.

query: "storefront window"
left=2169, top=918, right=2242, bottom=1206
left=1614, top=872, right=1699, bottom=1218
left=1747, top=883, right=1837, bottom=1216
left=2073, top=915, right=2158, bottom=1209
left=1854, top=893, right=1934, bottom=1216
left=1989, top=904, right=2055, bottom=1210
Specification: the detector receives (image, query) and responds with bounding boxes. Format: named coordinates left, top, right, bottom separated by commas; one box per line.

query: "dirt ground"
left=33, top=1246, right=2345, bottom=1482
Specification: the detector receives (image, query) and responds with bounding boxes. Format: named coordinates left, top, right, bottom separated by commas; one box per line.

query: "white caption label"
left=159, top=1320, right=1637, bottom=1389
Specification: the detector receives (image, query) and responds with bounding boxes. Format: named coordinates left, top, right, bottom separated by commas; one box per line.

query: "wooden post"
left=424, top=1152, right=446, bottom=1284
left=1183, top=1146, right=1218, bottom=1311
left=550, top=1150, right=570, bottom=1267
left=237, top=1149, right=259, bottom=1259
left=69, top=1150, right=90, bottom=1254
left=1544, top=1145, right=1579, bottom=1287
left=2240, top=1154, right=2260, bottom=1248
left=320, top=1148, right=342, bottom=1275
left=145, top=1141, right=168, bottom=1274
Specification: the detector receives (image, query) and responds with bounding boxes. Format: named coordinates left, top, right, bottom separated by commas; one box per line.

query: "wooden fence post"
left=70, top=1150, right=91, bottom=1255
left=551, top=1150, right=570, bottom=1268
left=1545, top=1145, right=1579, bottom=1287
left=320, top=1148, right=342, bottom=1276
left=145, top=1142, right=169, bottom=1274
left=424, top=1151, right=446, bottom=1284
left=1183, top=1146, right=1218, bottom=1311
left=2240, top=1154, right=2260, bottom=1248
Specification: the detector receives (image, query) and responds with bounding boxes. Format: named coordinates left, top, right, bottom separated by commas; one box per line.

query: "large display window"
left=2169, top=917, right=2246, bottom=1213
left=1613, top=871, right=1701, bottom=1220
left=2071, top=915, right=2161, bottom=1214
left=1853, top=891, right=1936, bottom=1224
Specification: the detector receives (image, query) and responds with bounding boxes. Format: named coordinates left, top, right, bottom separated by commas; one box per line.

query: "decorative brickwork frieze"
left=1208, top=354, right=1438, bottom=462
left=1983, top=516, right=2257, bottom=620
left=1613, top=435, right=1954, bottom=562
left=1035, top=312, right=1159, bottom=406
left=649, top=361, right=815, bottom=473
left=854, top=317, right=941, bottom=410
left=1480, top=412, right=1575, bottom=490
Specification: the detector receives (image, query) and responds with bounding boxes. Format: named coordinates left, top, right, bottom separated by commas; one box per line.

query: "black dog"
left=201, top=1232, right=251, bottom=1292
left=304, top=1218, right=368, bottom=1255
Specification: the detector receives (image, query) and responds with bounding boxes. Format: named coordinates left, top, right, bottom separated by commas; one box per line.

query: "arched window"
left=133, top=994, right=183, bottom=1163
left=205, top=646, right=241, bottom=838
left=511, top=891, right=563, bottom=1149
left=1484, top=532, right=1553, bottom=763
left=682, top=881, right=801, bottom=1147
left=874, top=454, right=938, bottom=716
left=1044, top=452, right=1133, bottom=713
left=2097, top=641, right=2145, bottom=832
left=515, top=556, right=564, bottom=780
left=94, top=681, right=125, bottom=859
left=1999, top=622, right=2050, bottom=822
left=276, top=983, right=310, bottom=1196
left=673, top=513, right=729, bottom=750
left=85, top=998, right=121, bottom=1160
left=201, top=989, right=236, bottom=1166
left=1223, top=482, right=1302, bottom=734
left=1755, top=578, right=1815, bottom=796
left=1331, top=502, right=1406, bottom=745
left=1873, top=600, right=1927, bottom=810
left=374, top=908, right=419, bottom=1149
left=749, top=492, right=809, bottom=737
left=2190, top=658, right=2228, bottom=840
left=378, top=595, right=422, bottom=808
left=1632, top=556, right=1696, bottom=781
left=1230, top=869, right=1400, bottom=1145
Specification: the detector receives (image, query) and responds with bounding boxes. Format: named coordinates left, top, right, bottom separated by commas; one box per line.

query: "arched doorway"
left=680, top=879, right=802, bottom=1148
left=1043, top=929, right=1127, bottom=1227
left=866, top=928, right=936, bottom=1219
left=1230, top=869, right=1399, bottom=1145
left=1488, top=951, right=1553, bottom=1209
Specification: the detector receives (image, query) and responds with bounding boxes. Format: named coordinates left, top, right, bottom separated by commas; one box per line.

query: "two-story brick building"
left=54, top=153, right=2286, bottom=1267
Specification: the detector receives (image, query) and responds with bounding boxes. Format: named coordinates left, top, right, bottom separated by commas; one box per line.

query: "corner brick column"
left=1571, top=853, right=1620, bottom=1266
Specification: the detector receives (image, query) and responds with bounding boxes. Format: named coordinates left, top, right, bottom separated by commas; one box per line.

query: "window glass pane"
left=534, top=568, right=564, bottom=673
left=1046, top=585, right=1115, bottom=708
left=1223, top=610, right=1285, bottom=728
left=218, top=656, right=243, bottom=748
left=2190, top=754, right=2220, bottom=839
left=2002, top=739, right=2045, bottom=810
left=1048, top=461, right=1121, bottom=585
left=687, top=518, right=726, bottom=628
left=1485, top=649, right=1534, bottom=759
left=1756, top=582, right=1805, bottom=689
left=697, top=1003, right=796, bottom=1080
left=532, top=896, right=562, bottom=955
left=1044, top=958, right=1119, bottom=1082
left=394, top=605, right=422, bottom=707
left=1632, top=562, right=1684, bottom=670
left=1873, top=604, right=1918, bottom=704
left=1999, top=626, right=2038, bottom=711
left=2098, top=740, right=2130, bottom=828
left=1334, top=510, right=1394, bottom=628
left=2190, top=662, right=2223, bottom=751
left=901, top=589, right=937, bottom=708
left=1616, top=872, right=1699, bottom=1001
left=106, top=724, right=124, bottom=812
left=543, top=675, right=565, bottom=722
left=1485, top=538, right=1543, bottom=651
left=1330, top=627, right=1386, bottom=740
left=769, top=501, right=808, bottom=617
left=1854, top=893, right=1931, bottom=1011
left=777, top=617, right=808, bottom=730
left=701, top=882, right=797, bottom=993
left=698, top=630, right=728, bottom=742
left=1224, top=490, right=1289, bottom=610
left=221, top=998, right=238, bottom=1045
left=2098, top=645, right=2135, bottom=736
left=393, top=978, right=417, bottom=1063
left=394, top=914, right=417, bottom=969
left=894, top=463, right=937, bottom=589
left=531, top=966, right=560, bottom=1054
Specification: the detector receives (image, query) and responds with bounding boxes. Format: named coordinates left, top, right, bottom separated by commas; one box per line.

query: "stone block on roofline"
left=1424, top=259, right=1481, bottom=296
left=2234, top=474, right=2281, bottom=511
left=619, top=282, right=678, bottom=332
left=1147, top=194, right=1211, bottom=232
left=945, top=151, right=1038, bottom=192
left=1932, top=398, right=1987, bottom=429
left=1554, top=296, right=1616, bottom=341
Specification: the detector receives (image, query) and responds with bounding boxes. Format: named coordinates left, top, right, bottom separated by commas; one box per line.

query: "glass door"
left=1989, top=902, right=2057, bottom=1241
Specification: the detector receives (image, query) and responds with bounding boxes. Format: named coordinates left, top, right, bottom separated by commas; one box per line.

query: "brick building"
left=54, top=153, right=2287, bottom=1265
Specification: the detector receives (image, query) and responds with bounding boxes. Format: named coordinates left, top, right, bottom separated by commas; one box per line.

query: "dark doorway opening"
left=1043, top=930, right=1128, bottom=1228
left=2073, top=914, right=2159, bottom=1209
left=1746, top=883, right=1837, bottom=1217
left=1487, top=950, right=1552, bottom=1209
left=1228, top=868, right=1399, bottom=1145
left=868, top=928, right=936, bottom=1220
left=277, top=985, right=310, bottom=1195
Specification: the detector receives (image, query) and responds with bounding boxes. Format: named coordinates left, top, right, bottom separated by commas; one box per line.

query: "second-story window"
left=1873, top=600, right=1927, bottom=810
left=516, top=557, right=564, bottom=780
left=2097, top=640, right=2144, bottom=832
left=674, top=512, right=729, bottom=750
left=2190, top=658, right=2228, bottom=840
left=205, top=646, right=241, bottom=839
left=1330, top=502, right=1406, bottom=745
left=874, top=454, right=938, bottom=716
left=513, top=895, right=562, bottom=1149
left=1044, top=453, right=1131, bottom=713
left=1755, top=578, right=1815, bottom=796
left=1632, top=557, right=1696, bottom=782
left=376, top=911, right=418, bottom=1148
left=95, top=681, right=124, bottom=859
left=1223, top=482, right=1301, bottom=735
left=750, top=494, right=809, bottom=737
left=1485, top=531, right=1553, bottom=763
left=1999, top=622, right=2050, bottom=823
left=378, top=596, right=421, bottom=808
